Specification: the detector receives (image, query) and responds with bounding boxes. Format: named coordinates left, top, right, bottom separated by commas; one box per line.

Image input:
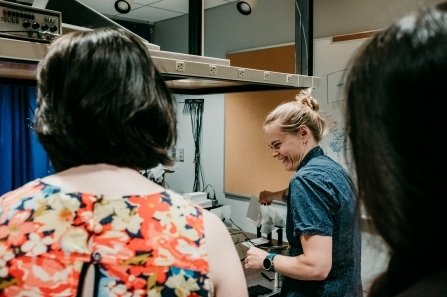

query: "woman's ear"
left=296, top=125, right=309, bottom=138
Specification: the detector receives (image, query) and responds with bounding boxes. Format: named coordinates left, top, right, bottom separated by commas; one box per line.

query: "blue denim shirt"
left=281, top=146, right=362, bottom=297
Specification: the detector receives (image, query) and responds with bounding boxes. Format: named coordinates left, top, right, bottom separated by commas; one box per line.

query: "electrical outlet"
left=238, top=68, right=245, bottom=78
left=209, top=65, right=217, bottom=75
left=286, top=74, right=293, bottom=83
left=176, top=61, right=185, bottom=72
left=178, top=148, right=184, bottom=162
left=264, top=71, right=271, bottom=81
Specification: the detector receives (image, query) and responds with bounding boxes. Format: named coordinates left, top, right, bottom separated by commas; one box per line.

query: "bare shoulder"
left=203, top=209, right=248, bottom=297
left=203, top=210, right=229, bottom=235
left=40, top=165, right=166, bottom=196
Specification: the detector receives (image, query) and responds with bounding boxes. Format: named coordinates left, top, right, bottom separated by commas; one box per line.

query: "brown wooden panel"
left=224, top=45, right=297, bottom=197
left=332, top=30, right=379, bottom=43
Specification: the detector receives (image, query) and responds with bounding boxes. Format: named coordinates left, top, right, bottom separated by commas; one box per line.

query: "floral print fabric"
left=0, top=180, right=212, bottom=297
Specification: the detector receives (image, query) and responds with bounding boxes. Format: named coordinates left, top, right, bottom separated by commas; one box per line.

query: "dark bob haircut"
left=34, top=27, right=177, bottom=172
left=345, top=2, right=447, bottom=296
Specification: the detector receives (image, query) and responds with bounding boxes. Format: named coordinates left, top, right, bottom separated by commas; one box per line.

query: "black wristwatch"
left=263, top=252, right=277, bottom=272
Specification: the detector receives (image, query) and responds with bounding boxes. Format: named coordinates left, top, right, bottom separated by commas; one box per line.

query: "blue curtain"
left=0, top=80, right=52, bottom=195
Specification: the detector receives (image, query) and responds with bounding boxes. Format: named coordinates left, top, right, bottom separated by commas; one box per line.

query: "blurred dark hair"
left=345, top=2, right=447, bottom=296
left=34, top=27, right=177, bottom=172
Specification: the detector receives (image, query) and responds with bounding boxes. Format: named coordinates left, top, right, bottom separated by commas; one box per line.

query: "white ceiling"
left=77, top=0, right=238, bottom=23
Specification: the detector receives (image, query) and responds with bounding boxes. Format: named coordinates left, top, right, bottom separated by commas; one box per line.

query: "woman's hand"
left=259, top=190, right=275, bottom=205
left=244, top=246, right=268, bottom=269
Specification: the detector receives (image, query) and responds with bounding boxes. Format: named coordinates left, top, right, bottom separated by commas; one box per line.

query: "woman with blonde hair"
left=245, top=91, right=362, bottom=296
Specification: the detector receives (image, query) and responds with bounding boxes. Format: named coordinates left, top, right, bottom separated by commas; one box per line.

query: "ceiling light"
left=114, top=0, right=131, bottom=14
left=237, top=0, right=257, bottom=15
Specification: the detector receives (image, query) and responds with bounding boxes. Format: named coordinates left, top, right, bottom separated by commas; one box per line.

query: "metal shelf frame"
left=0, top=35, right=320, bottom=94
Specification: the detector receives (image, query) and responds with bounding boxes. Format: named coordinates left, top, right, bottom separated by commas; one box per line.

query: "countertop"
left=229, top=228, right=287, bottom=296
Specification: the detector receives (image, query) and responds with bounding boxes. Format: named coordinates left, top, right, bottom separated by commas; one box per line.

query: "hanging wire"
left=183, top=99, right=205, bottom=192
left=26, top=101, right=35, bottom=130
left=203, top=184, right=216, bottom=200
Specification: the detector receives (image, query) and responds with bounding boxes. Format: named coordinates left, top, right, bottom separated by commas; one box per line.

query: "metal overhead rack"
left=0, top=34, right=319, bottom=95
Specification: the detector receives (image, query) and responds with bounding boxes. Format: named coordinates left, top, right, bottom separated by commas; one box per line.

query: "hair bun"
left=295, top=89, right=320, bottom=112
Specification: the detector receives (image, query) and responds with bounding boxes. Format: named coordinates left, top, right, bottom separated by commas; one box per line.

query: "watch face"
left=263, top=253, right=276, bottom=271
left=263, top=257, right=271, bottom=270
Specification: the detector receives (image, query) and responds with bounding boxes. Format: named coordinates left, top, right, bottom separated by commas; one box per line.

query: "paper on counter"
left=241, top=237, right=269, bottom=248
left=260, top=206, right=274, bottom=234
left=246, top=195, right=261, bottom=226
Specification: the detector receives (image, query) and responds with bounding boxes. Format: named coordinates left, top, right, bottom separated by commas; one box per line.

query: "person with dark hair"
left=0, top=28, right=247, bottom=297
left=345, top=2, right=447, bottom=296
left=244, top=91, right=362, bottom=296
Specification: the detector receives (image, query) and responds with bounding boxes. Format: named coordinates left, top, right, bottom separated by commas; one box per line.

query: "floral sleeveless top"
left=0, top=180, right=213, bottom=297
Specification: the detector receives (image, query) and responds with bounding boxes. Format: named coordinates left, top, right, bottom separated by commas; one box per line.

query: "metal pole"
left=189, top=0, right=204, bottom=55
left=295, top=0, right=313, bottom=75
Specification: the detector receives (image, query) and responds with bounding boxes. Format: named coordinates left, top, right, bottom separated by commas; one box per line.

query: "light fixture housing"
left=114, top=0, right=131, bottom=14
left=237, top=0, right=257, bottom=15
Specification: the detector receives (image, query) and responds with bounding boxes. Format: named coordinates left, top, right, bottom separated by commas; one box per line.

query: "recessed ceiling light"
left=237, top=0, right=257, bottom=15
left=114, top=0, right=131, bottom=14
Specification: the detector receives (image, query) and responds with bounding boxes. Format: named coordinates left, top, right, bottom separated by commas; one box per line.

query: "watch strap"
left=264, top=252, right=277, bottom=272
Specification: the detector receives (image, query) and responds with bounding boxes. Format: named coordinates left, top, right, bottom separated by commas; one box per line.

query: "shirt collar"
left=297, top=145, right=324, bottom=171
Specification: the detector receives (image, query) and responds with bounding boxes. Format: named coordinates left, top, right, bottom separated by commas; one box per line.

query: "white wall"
left=164, top=94, right=280, bottom=234
left=165, top=94, right=224, bottom=196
